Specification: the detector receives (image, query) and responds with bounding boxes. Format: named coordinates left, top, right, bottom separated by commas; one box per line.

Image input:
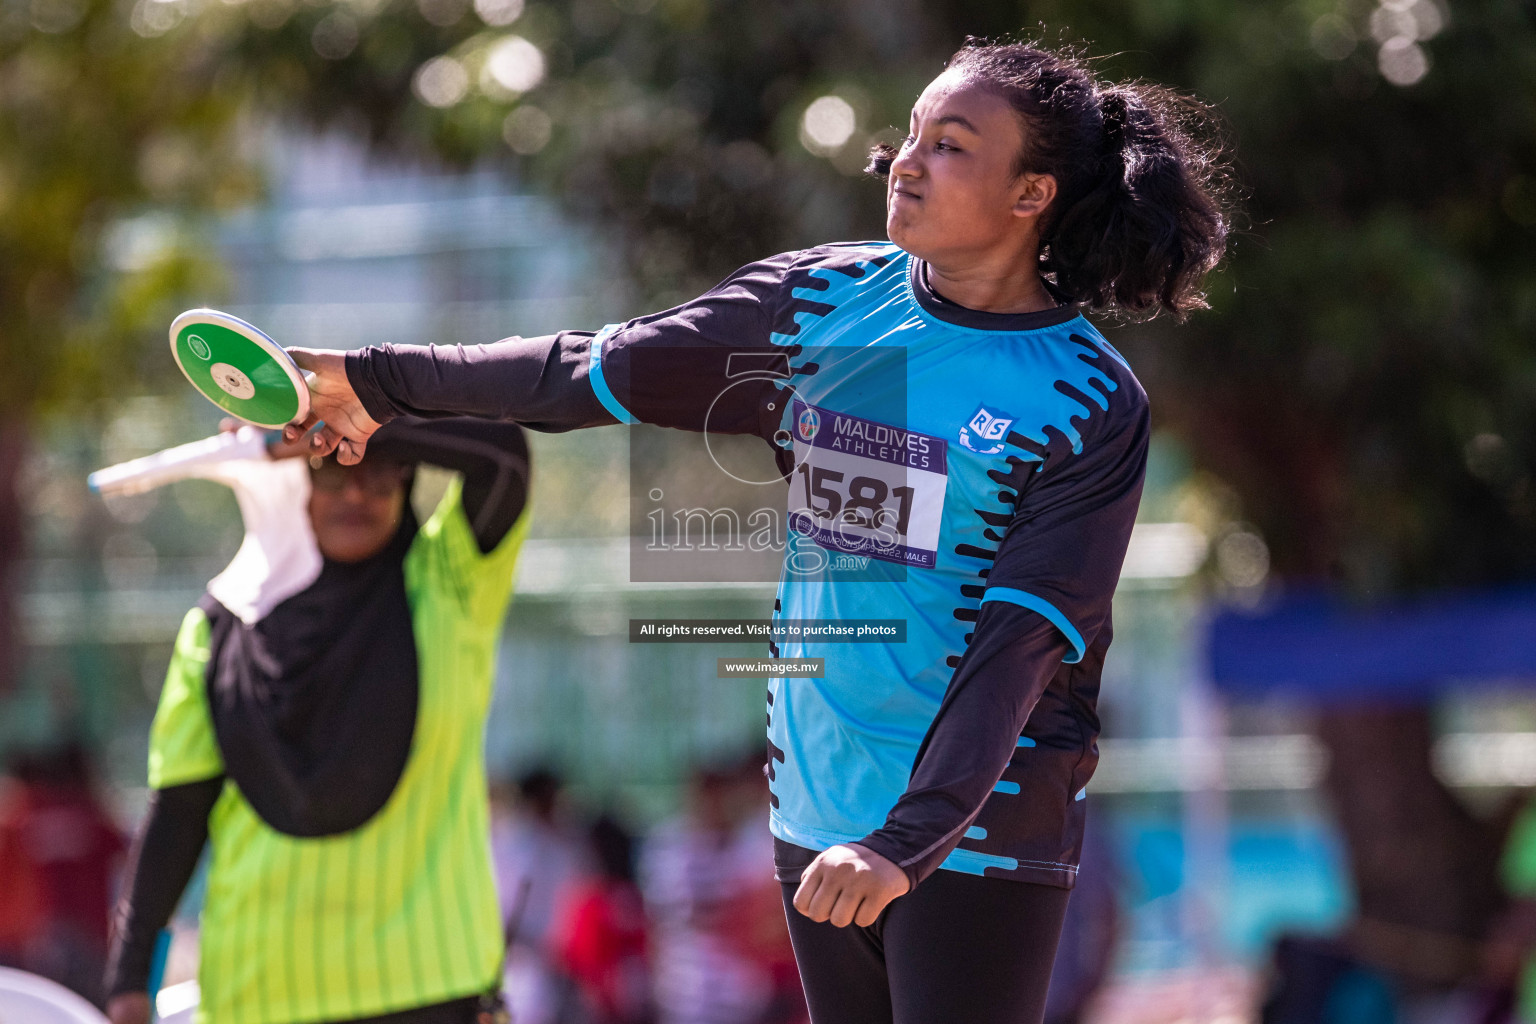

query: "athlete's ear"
left=1012, top=173, right=1057, bottom=220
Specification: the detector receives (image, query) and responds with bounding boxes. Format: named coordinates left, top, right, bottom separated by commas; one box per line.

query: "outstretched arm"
left=286, top=251, right=799, bottom=464
left=287, top=333, right=610, bottom=463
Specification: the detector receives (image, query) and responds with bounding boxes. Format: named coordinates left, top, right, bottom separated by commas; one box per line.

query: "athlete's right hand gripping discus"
left=169, top=309, right=312, bottom=429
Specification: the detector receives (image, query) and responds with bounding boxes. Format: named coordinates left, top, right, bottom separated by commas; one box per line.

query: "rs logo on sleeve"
left=958, top=404, right=1015, bottom=455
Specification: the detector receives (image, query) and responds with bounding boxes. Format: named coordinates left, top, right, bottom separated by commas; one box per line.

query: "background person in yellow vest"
left=102, top=416, right=531, bottom=1024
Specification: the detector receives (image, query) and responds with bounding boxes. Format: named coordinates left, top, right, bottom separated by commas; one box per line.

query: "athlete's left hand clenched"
left=793, top=843, right=910, bottom=927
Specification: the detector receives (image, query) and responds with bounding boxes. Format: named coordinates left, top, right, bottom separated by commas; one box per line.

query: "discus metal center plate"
left=209, top=363, right=256, bottom=400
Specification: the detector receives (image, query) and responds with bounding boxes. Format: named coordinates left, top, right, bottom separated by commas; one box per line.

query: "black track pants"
left=780, top=872, right=1071, bottom=1024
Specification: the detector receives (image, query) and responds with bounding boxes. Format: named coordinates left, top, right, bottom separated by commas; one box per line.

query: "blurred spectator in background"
left=493, top=767, right=589, bottom=1024
left=554, top=814, right=653, bottom=1024
left=1261, top=787, right=1521, bottom=1024
left=0, top=741, right=125, bottom=1005
left=1483, top=793, right=1536, bottom=1024
left=714, top=752, right=805, bottom=1024
left=639, top=751, right=804, bottom=1024
left=0, top=762, right=46, bottom=971
left=1259, top=933, right=1400, bottom=1024
left=1043, top=813, right=1121, bottom=1024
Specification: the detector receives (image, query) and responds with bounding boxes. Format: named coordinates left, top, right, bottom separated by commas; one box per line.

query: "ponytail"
left=870, top=39, right=1234, bottom=319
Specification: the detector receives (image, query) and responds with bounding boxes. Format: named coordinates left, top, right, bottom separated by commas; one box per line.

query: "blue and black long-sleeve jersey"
left=347, top=241, right=1149, bottom=891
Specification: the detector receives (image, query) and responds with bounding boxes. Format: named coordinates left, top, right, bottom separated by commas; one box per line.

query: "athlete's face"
left=307, top=459, right=409, bottom=563
left=886, top=70, right=1057, bottom=265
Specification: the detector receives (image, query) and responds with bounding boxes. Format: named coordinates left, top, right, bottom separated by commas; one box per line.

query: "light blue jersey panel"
left=762, top=244, right=1129, bottom=869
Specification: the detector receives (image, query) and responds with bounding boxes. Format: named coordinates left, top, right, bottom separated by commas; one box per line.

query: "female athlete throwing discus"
left=287, top=39, right=1231, bottom=1024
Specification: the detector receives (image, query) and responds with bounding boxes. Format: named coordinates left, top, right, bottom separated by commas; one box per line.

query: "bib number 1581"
left=787, top=401, right=949, bottom=570
left=794, top=465, right=915, bottom=535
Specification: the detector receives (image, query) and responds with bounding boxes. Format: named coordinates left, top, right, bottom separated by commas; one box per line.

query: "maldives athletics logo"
left=958, top=404, right=1015, bottom=455
left=796, top=405, right=821, bottom=442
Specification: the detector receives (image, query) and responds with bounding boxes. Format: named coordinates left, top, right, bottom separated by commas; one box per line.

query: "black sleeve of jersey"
left=855, top=604, right=1068, bottom=890
left=346, top=332, right=613, bottom=432
left=594, top=251, right=795, bottom=436
left=985, top=397, right=1150, bottom=659
left=344, top=251, right=801, bottom=438
left=105, top=777, right=223, bottom=998
left=367, top=417, right=531, bottom=553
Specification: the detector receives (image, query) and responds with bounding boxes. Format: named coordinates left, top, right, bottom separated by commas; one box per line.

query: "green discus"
left=169, top=309, right=311, bottom=428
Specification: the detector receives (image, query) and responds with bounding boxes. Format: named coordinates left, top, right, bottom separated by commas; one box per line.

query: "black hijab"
left=200, top=498, right=420, bottom=838
left=195, top=417, right=530, bottom=838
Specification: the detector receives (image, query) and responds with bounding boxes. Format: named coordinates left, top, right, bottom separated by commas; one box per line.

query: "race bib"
left=788, top=401, right=949, bottom=568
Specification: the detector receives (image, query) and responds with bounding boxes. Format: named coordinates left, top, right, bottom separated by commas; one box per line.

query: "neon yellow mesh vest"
left=148, top=480, right=527, bottom=1024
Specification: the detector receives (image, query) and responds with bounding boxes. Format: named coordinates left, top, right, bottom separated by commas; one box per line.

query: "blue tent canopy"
left=1208, top=585, right=1536, bottom=700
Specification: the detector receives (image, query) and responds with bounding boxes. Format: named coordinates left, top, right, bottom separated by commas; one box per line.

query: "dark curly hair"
left=868, top=38, right=1234, bottom=319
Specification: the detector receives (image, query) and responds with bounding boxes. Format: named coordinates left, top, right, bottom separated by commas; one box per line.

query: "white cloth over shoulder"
left=89, top=425, right=321, bottom=624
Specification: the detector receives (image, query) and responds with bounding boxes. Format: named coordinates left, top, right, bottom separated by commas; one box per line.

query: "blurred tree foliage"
left=4, top=0, right=1536, bottom=974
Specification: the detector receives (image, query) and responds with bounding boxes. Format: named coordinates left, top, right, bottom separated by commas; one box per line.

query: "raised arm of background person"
left=367, top=417, right=531, bottom=553
left=290, top=250, right=806, bottom=462
left=104, top=777, right=222, bottom=1004
left=853, top=389, right=1150, bottom=892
